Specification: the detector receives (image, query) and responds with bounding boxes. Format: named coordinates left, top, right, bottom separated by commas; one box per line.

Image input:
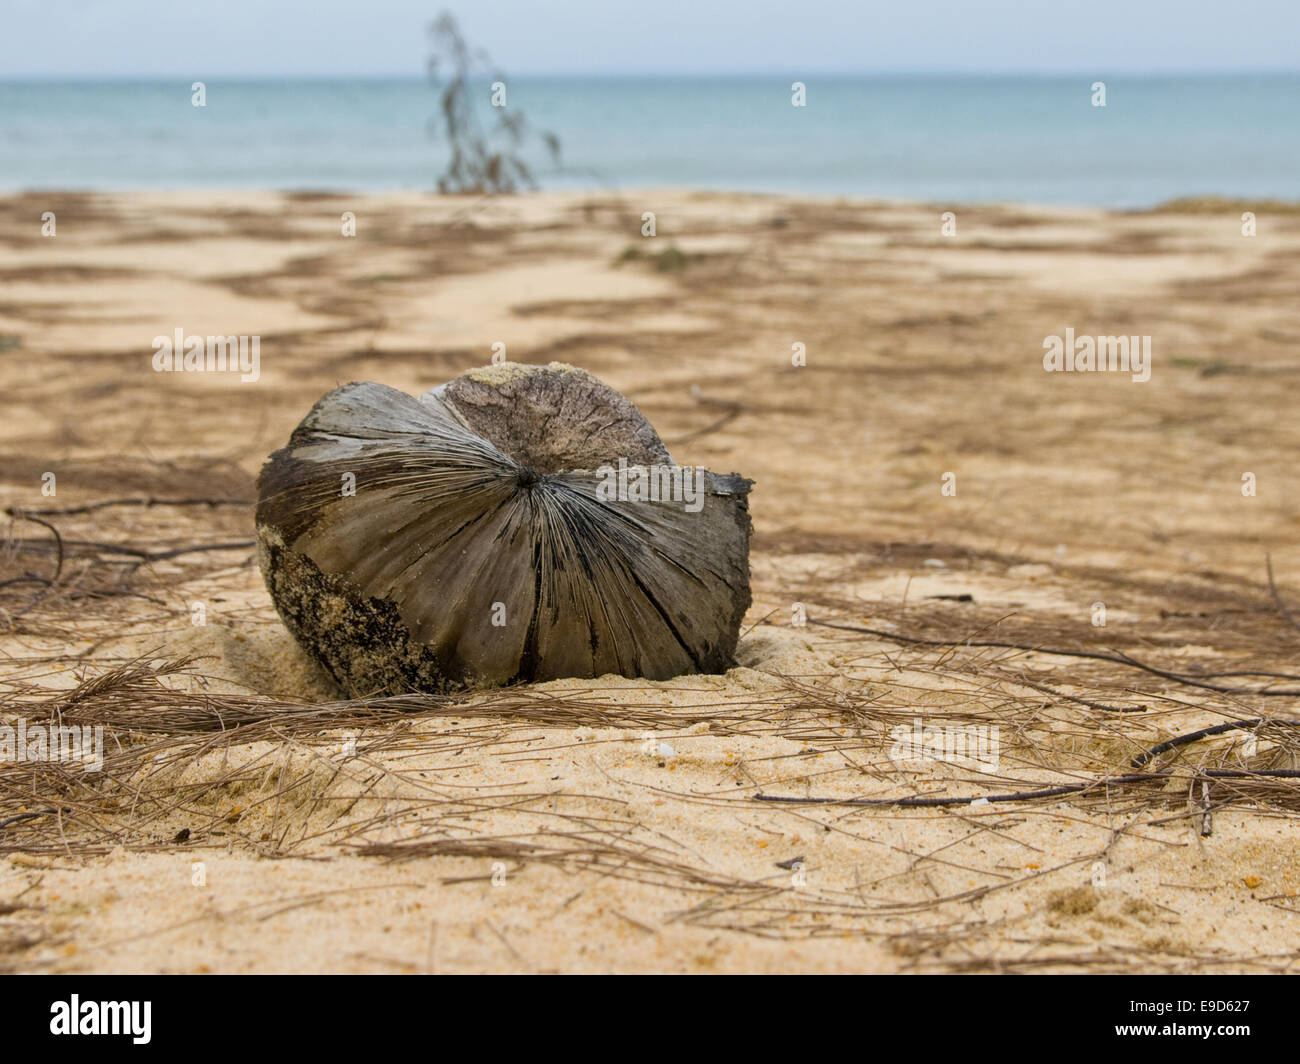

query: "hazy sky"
left=3, top=0, right=1297, bottom=77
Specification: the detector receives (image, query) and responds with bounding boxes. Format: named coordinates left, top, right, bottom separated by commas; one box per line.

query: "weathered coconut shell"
left=256, top=362, right=752, bottom=696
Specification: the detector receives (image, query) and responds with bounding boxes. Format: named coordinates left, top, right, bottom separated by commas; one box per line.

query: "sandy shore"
left=2, top=188, right=1300, bottom=973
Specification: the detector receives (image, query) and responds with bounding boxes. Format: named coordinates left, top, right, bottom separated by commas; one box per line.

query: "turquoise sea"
left=0, top=75, right=1296, bottom=205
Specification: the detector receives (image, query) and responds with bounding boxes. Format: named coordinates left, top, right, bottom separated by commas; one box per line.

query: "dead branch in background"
left=426, top=12, right=562, bottom=194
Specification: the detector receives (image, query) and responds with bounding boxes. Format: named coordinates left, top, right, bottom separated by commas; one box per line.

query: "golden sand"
left=2, top=189, right=1300, bottom=972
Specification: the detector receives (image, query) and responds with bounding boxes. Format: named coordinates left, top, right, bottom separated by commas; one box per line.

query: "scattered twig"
left=1266, top=552, right=1300, bottom=632
left=811, top=617, right=1300, bottom=696
left=5, top=498, right=251, bottom=518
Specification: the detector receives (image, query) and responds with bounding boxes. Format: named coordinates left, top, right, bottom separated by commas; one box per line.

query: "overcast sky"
left=3, top=0, right=1298, bottom=77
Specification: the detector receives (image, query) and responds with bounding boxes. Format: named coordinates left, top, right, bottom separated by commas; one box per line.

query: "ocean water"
left=0, top=76, right=1296, bottom=206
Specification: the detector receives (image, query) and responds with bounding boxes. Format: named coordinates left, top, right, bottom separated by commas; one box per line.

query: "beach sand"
left=2, top=188, right=1300, bottom=972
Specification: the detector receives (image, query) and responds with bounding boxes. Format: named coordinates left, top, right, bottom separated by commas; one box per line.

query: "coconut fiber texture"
left=256, top=363, right=753, bottom=696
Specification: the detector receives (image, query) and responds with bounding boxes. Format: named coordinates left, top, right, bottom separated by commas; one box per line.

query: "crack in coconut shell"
left=256, top=362, right=753, bottom=697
